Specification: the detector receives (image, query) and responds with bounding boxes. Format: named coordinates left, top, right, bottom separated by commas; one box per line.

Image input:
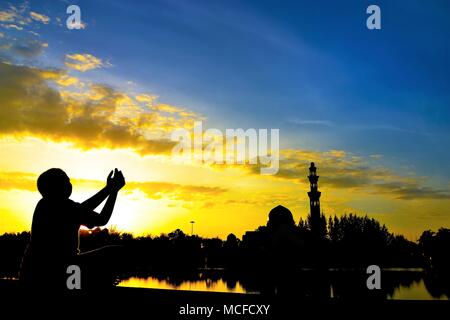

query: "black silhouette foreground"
left=0, top=163, right=446, bottom=300
left=19, top=168, right=126, bottom=290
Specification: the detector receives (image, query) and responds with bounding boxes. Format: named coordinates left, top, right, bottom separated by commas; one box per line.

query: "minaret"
left=307, top=162, right=321, bottom=236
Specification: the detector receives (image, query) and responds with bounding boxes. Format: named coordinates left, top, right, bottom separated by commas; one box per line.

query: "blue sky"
left=2, top=0, right=450, bottom=238
left=4, top=0, right=450, bottom=183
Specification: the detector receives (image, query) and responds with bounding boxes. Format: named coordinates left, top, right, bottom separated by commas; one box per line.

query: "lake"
left=118, top=269, right=450, bottom=300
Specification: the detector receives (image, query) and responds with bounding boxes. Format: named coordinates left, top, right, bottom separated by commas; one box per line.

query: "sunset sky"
left=1, top=0, right=449, bottom=240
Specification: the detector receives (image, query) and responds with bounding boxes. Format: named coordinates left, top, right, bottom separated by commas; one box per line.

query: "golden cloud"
left=54, top=75, right=81, bottom=87
left=0, top=11, right=16, bottom=22
left=0, top=5, right=32, bottom=27
left=0, top=171, right=226, bottom=203
left=135, top=94, right=157, bottom=104
left=1, top=58, right=440, bottom=202
left=39, top=69, right=81, bottom=87
left=237, top=148, right=450, bottom=201
left=126, top=181, right=227, bottom=201
left=65, top=53, right=105, bottom=72
left=0, top=6, right=51, bottom=29
left=0, top=171, right=37, bottom=192
left=29, top=11, right=50, bottom=24
left=0, top=62, right=202, bottom=155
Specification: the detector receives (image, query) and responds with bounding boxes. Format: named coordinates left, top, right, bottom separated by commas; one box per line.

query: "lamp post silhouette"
left=190, top=221, right=195, bottom=236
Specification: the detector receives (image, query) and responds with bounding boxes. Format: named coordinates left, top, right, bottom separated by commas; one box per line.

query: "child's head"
left=37, top=168, right=72, bottom=199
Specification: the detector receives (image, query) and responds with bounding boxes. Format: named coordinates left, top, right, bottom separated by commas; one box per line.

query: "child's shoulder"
left=37, top=197, right=80, bottom=208
left=65, top=198, right=81, bottom=209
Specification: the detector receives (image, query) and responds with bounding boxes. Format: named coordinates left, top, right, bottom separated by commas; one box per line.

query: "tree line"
left=1, top=212, right=448, bottom=277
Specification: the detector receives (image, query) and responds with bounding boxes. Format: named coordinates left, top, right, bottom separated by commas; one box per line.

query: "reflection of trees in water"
left=330, top=270, right=422, bottom=299
left=423, top=270, right=450, bottom=299
left=1, top=225, right=449, bottom=299
left=125, top=269, right=226, bottom=289
left=235, top=270, right=424, bottom=299
left=121, top=269, right=449, bottom=300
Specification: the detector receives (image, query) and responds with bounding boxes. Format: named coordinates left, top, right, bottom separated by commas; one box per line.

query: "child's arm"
left=94, top=189, right=118, bottom=226
left=81, top=186, right=111, bottom=211
left=94, top=170, right=125, bottom=226
left=81, top=170, right=118, bottom=210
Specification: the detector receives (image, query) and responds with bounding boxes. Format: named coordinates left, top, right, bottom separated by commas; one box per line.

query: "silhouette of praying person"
left=19, top=168, right=125, bottom=290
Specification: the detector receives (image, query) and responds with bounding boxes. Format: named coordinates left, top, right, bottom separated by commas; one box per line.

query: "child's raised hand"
left=107, top=170, right=114, bottom=187
left=107, top=168, right=126, bottom=191
left=114, top=169, right=126, bottom=191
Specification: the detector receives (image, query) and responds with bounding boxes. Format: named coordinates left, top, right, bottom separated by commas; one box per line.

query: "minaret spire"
left=307, top=162, right=321, bottom=236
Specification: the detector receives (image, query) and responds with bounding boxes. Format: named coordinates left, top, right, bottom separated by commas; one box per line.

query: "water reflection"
left=119, top=269, right=449, bottom=300
left=387, top=279, right=446, bottom=300
left=120, top=277, right=249, bottom=294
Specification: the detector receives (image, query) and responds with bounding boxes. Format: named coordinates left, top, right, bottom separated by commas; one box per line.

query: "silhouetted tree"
left=328, top=214, right=392, bottom=266
left=419, top=228, right=450, bottom=269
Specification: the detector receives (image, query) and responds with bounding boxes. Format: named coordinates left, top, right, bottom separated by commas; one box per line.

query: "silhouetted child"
left=20, top=168, right=125, bottom=290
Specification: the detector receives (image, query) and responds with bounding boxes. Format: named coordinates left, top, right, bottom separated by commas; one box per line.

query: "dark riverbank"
left=1, top=279, right=448, bottom=319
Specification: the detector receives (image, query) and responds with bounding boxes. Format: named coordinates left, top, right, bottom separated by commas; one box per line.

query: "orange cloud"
left=0, top=5, right=32, bottom=27
left=0, top=62, right=202, bottom=155
left=231, top=148, right=450, bottom=201
left=65, top=53, right=105, bottom=72
left=0, top=171, right=36, bottom=192
left=0, top=171, right=227, bottom=203
left=126, top=181, right=227, bottom=201
left=29, top=11, right=50, bottom=24
left=0, top=11, right=16, bottom=22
